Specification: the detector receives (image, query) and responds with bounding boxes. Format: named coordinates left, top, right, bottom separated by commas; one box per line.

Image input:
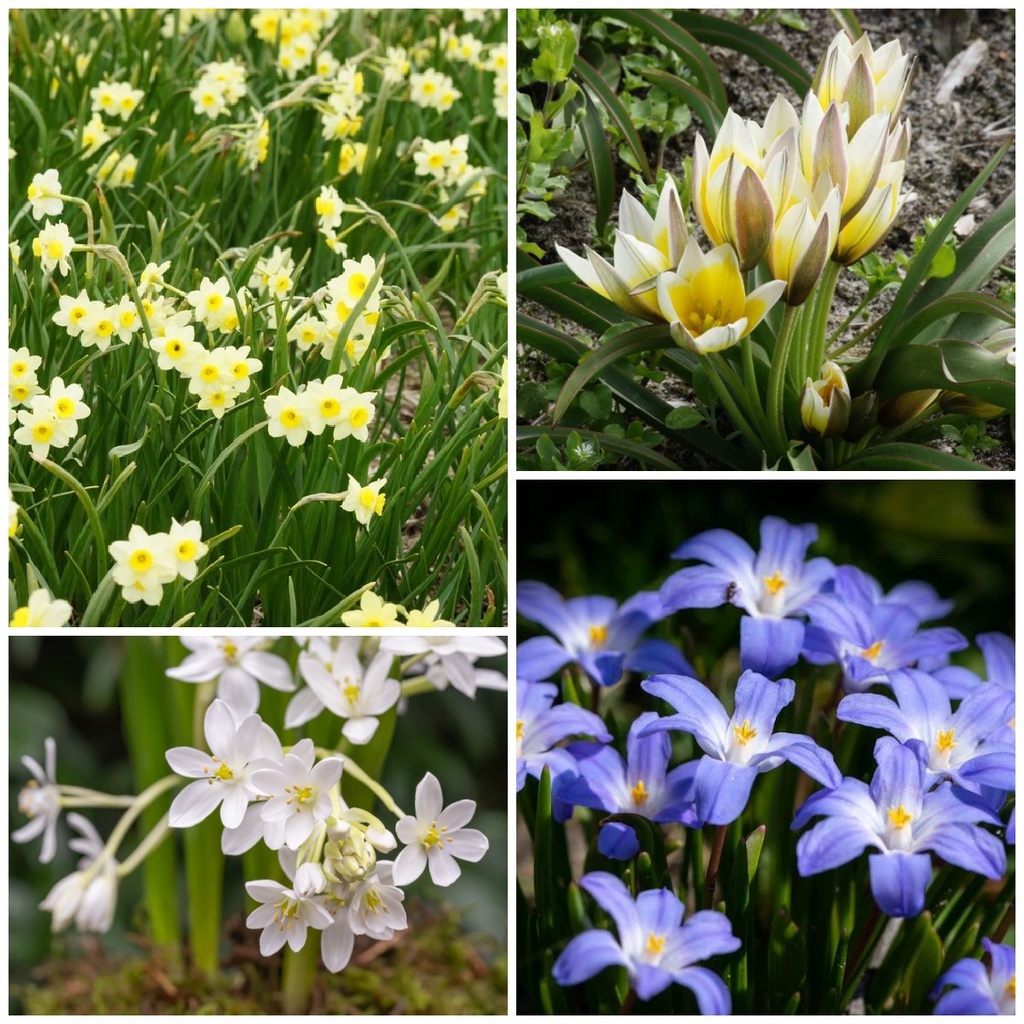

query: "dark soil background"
left=518, top=8, right=1016, bottom=469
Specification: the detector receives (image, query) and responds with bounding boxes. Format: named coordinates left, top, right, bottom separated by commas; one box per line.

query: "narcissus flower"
left=341, top=591, right=402, bottom=627
left=341, top=474, right=386, bottom=526
left=33, top=220, right=75, bottom=276
left=108, top=525, right=177, bottom=605
left=26, top=168, right=63, bottom=219
left=392, top=771, right=488, bottom=886
left=656, top=239, right=785, bottom=354
left=11, top=588, right=73, bottom=628
left=800, top=360, right=851, bottom=436
left=552, top=872, right=740, bottom=1008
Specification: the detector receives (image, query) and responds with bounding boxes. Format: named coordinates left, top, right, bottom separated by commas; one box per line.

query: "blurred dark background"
left=517, top=479, right=1014, bottom=653
left=9, top=637, right=507, bottom=995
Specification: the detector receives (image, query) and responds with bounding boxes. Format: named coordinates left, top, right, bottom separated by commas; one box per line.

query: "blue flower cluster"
left=518, top=516, right=1015, bottom=1012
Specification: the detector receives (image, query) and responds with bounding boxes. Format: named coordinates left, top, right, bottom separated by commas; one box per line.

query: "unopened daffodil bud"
left=813, top=31, right=914, bottom=132
left=800, top=361, right=851, bottom=436
left=692, top=111, right=775, bottom=270
left=655, top=238, right=785, bottom=354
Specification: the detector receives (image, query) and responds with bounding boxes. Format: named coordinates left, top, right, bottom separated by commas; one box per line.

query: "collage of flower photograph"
left=6, top=4, right=1017, bottom=1019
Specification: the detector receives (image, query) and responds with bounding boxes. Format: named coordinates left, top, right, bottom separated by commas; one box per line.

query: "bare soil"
left=519, top=8, right=1016, bottom=469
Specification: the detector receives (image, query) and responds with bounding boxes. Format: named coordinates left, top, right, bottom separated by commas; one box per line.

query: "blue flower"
left=551, top=871, right=740, bottom=1008
left=516, top=678, right=611, bottom=792
left=803, top=565, right=967, bottom=691
left=640, top=670, right=840, bottom=826
left=935, top=632, right=1015, bottom=699
left=932, top=938, right=1016, bottom=1014
left=793, top=737, right=1006, bottom=918
left=659, top=516, right=834, bottom=678
left=517, top=581, right=693, bottom=688
left=836, top=668, right=1015, bottom=794
left=555, top=712, right=700, bottom=857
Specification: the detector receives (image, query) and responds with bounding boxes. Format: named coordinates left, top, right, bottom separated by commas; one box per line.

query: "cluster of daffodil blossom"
left=12, top=636, right=505, bottom=973
left=107, top=519, right=209, bottom=606
left=557, top=30, right=912, bottom=441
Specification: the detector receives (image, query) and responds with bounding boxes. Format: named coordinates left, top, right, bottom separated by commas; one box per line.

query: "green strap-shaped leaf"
left=873, top=338, right=1015, bottom=409
left=577, top=92, right=616, bottom=234
left=643, top=67, right=724, bottom=137
left=850, top=140, right=1012, bottom=390
left=840, top=442, right=993, bottom=471
left=553, top=324, right=675, bottom=422
left=572, top=55, right=653, bottom=182
left=678, top=11, right=813, bottom=97
left=614, top=10, right=729, bottom=115
left=518, top=426, right=681, bottom=470
left=889, top=291, right=1014, bottom=349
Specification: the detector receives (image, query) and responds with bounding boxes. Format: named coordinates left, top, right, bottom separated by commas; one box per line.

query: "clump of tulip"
left=556, top=30, right=917, bottom=464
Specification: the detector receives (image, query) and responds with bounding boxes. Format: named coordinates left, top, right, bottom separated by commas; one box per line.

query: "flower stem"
left=282, top=932, right=320, bottom=1013
left=316, top=747, right=405, bottom=818
left=766, top=305, right=801, bottom=459
left=116, top=814, right=172, bottom=877
left=702, top=354, right=764, bottom=454
left=806, top=260, right=842, bottom=381
left=703, top=824, right=729, bottom=910
left=841, top=903, right=888, bottom=1006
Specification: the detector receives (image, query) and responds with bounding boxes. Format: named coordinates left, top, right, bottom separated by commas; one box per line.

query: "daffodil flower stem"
left=766, top=305, right=801, bottom=459
left=60, top=193, right=95, bottom=279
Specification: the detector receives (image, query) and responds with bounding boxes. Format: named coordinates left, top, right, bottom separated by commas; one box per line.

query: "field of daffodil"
left=9, top=8, right=508, bottom=627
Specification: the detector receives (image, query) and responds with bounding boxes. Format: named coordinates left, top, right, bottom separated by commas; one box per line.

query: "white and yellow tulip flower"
left=655, top=238, right=785, bottom=354
left=834, top=159, right=906, bottom=264
left=767, top=178, right=842, bottom=306
left=800, top=361, right=851, bottom=437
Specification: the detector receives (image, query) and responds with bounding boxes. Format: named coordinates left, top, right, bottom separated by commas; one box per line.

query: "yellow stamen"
left=862, top=640, right=885, bottom=661
left=645, top=933, right=665, bottom=956
left=887, top=805, right=912, bottom=829
left=1005, top=975, right=1015, bottom=998
left=223, top=641, right=237, bottom=657
left=213, top=763, right=234, bottom=781
left=935, top=729, right=957, bottom=754
left=589, top=624, right=608, bottom=647
left=515, top=720, right=524, bottom=739
left=762, top=570, right=786, bottom=595
left=631, top=779, right=649, bottom=805
left=733, top=718, right=757, bottom=746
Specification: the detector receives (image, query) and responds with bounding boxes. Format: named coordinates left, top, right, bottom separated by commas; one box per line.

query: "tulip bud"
left=801, top=361, right=851, bottom=436
left=939, top=391, right=1005, bottom=419
left=878, top=388, right=941, bottom=427
left=845, top=389, right=879, bottom=440
left=767, top=182, right=841, bottom=305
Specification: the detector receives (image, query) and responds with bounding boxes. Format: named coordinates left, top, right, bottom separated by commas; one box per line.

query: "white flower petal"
left=165, top=745, right=212, bottom=778
left=342, top=716, right=380, bottom=745
left=426, top=847, right=463, bottom=887
left=414, top=772, right=444, bottom=821
left=437, top=798, right=477, bottom=831
left=242, top=651, right=296, bottom=692
left=447, top=827, right=489, bottom=862
left=391, top=843, right=426, bottom=886
left=168, top=779, right=224, bottom=827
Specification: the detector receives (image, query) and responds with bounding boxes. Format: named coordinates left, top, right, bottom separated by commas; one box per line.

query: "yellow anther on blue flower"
left=646, top=932, right=665, bottom=956
left=862, top=640, right=885, bottom=661
left=887, top=805, right=912, bottom=829
left=631, top=779, right=650, bottom=805
left=936, top=729, right=957, bottom=754
left=589, top=624, right=608, bottom=647
left=762, top=570, right=786, bottom=595
left=733, top=719, right=757, bottom=745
